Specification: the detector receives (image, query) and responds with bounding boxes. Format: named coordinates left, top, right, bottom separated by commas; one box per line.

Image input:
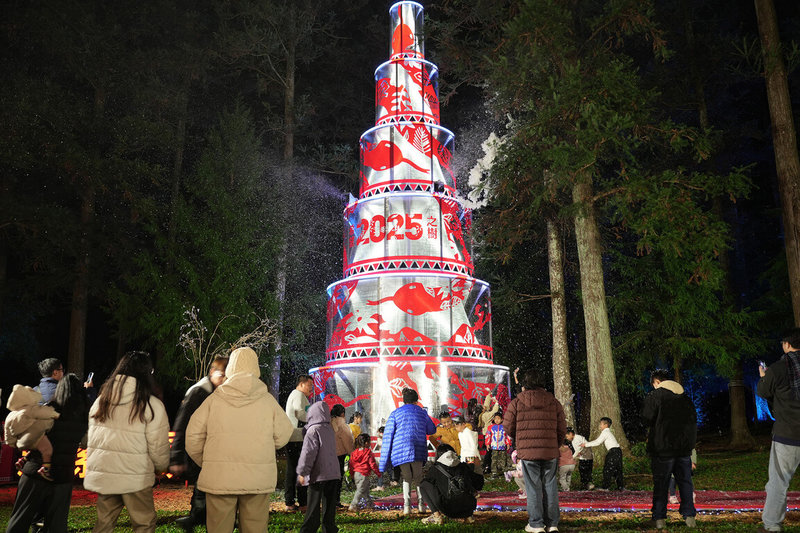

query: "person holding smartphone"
left=757, top=328, right=800, bottom=533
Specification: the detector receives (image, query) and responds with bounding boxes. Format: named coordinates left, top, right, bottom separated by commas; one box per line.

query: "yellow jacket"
left=430, top=424, right=461, bottom=455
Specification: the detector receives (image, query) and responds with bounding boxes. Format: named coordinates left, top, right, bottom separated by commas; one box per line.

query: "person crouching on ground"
left=186, top=347, right=294, bottom=533
left=418, top=444, right=484, bottom=525
left=297, top=401, right=341, bottom=533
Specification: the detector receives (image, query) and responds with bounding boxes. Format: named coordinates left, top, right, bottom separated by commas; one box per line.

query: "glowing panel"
left=316, top=1, right=508, bottom=428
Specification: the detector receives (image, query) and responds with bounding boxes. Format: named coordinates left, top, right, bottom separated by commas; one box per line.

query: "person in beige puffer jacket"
left=84, top=351, right=170, bottom=533
left=186, top=347, right=294, bottom=533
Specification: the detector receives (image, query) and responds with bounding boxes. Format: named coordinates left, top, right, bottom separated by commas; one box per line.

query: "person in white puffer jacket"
left=84, top=351, right=170, bottom=533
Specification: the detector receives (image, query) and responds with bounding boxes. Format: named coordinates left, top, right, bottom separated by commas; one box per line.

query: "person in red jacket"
left=348, top=434, right=380, bottom=511
left=504, top=369, right=567, bottom=533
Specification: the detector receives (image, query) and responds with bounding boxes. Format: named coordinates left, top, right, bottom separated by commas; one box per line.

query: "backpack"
left=435, top=464, right=475, bottom=505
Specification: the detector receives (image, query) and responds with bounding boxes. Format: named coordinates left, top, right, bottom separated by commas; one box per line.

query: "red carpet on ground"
left=373, top=490, right=800, bottom=512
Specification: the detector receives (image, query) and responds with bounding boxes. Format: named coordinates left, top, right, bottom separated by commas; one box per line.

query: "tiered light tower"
left=311, top=1, right=509, bottom=429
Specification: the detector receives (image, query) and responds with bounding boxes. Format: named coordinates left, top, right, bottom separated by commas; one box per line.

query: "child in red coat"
left=349, top=434, right=380, bottom=511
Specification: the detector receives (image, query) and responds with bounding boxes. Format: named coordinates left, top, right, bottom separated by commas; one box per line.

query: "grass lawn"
left=1, top=443, right=799, bottom=532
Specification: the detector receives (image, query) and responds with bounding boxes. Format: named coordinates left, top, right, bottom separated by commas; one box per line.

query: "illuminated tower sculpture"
left=312, top=1, right=509, bottom=429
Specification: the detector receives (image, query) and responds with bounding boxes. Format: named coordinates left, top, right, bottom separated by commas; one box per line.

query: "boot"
left=175, top=488, right=206, bottom=531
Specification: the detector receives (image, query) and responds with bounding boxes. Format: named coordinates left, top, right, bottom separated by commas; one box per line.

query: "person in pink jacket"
left=558, top=443, right=576, bottom=491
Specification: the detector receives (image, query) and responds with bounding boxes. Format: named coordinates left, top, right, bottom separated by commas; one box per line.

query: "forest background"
left=1, top=0, right=798, bottom=448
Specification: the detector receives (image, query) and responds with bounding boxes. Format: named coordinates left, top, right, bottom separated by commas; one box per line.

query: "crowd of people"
left=2, top=327, right=800, bottom=532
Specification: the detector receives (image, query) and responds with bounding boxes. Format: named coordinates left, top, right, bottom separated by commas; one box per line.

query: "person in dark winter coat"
left=6, top=374, right=89, bottom=533
left=641, top=369, right=697, bottom=530
left=504, top=369, right=566, bottom=533
left=297, top=401, right=341, bottom=533
left=168, top=355, right=228, bottom=531
left=757, top=328, right=800, bottom=533
left=418, top=444, right=484, bottom=525
left=379, top=388, right=436, bottom=516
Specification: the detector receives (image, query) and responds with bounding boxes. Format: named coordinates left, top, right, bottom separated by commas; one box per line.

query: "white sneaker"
left=524, top=525, right=545, bottom=533
left=546, top=527, right=559, bottom=533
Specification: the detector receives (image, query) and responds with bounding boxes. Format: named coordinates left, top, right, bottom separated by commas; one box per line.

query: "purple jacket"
left=296, top=402, right=340, bottom=484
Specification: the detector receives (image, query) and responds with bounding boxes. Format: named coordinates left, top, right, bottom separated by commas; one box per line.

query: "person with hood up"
left=504, top=369, right=566, bottom=533
left=84, top=351, right=171, bottom=533
left=296, top=401, right=341, bottom=533
left=641, top=369, right=698, bottom=530
left=417, top=444, right=484, bottom=525
left=186, top=347, right=294, bottom=533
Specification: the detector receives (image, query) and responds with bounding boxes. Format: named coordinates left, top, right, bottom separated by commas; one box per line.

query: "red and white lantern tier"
left=312, top=1, right=509, bottom=430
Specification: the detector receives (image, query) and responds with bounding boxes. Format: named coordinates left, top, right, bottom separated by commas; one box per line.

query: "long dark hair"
left=51, top=373, right=89, bottom=418
left=92, top=351, right=155, bottom=424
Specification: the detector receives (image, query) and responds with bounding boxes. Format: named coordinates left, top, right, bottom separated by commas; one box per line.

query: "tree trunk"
left=572, top=180, right=629, bottom=448
left=167, top=87, right=189, bottom=245
left=67, top=185, right=94, bottom=377
left=682, top=1, right=757, bottom=448
left=673, top=355, right=683, bottom=384
left=67, top=85, right=104, bottom=378
left=271, top=30, right=297, bottom=399
left=547, top=219, right=575, bottom=426
left=0, top=240, right=6, bottom=329
left=755, top=0, right=800, bottom=326
left=729, top=364, right=756, bottom=449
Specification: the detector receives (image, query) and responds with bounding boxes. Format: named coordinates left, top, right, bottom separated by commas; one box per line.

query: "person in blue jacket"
left=378, top=388, right=436, bottom=516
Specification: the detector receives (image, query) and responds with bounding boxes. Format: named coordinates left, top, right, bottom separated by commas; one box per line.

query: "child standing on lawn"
left=558, top=442, right=576, bottom=491
left=454, top=417, right=480, bottom=473
left=297, top=402, right=341, bottom=533
left=349, top=433, right=380, bottom=511
left=567, top=427, right=595, bottom=490
left=504, top=449, right=526, bottom=499
left=485, top=413, right=512, bottom=477
left=581, top=417, right=624, bottom=490
left=349, top=412, right=363, bottom=441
